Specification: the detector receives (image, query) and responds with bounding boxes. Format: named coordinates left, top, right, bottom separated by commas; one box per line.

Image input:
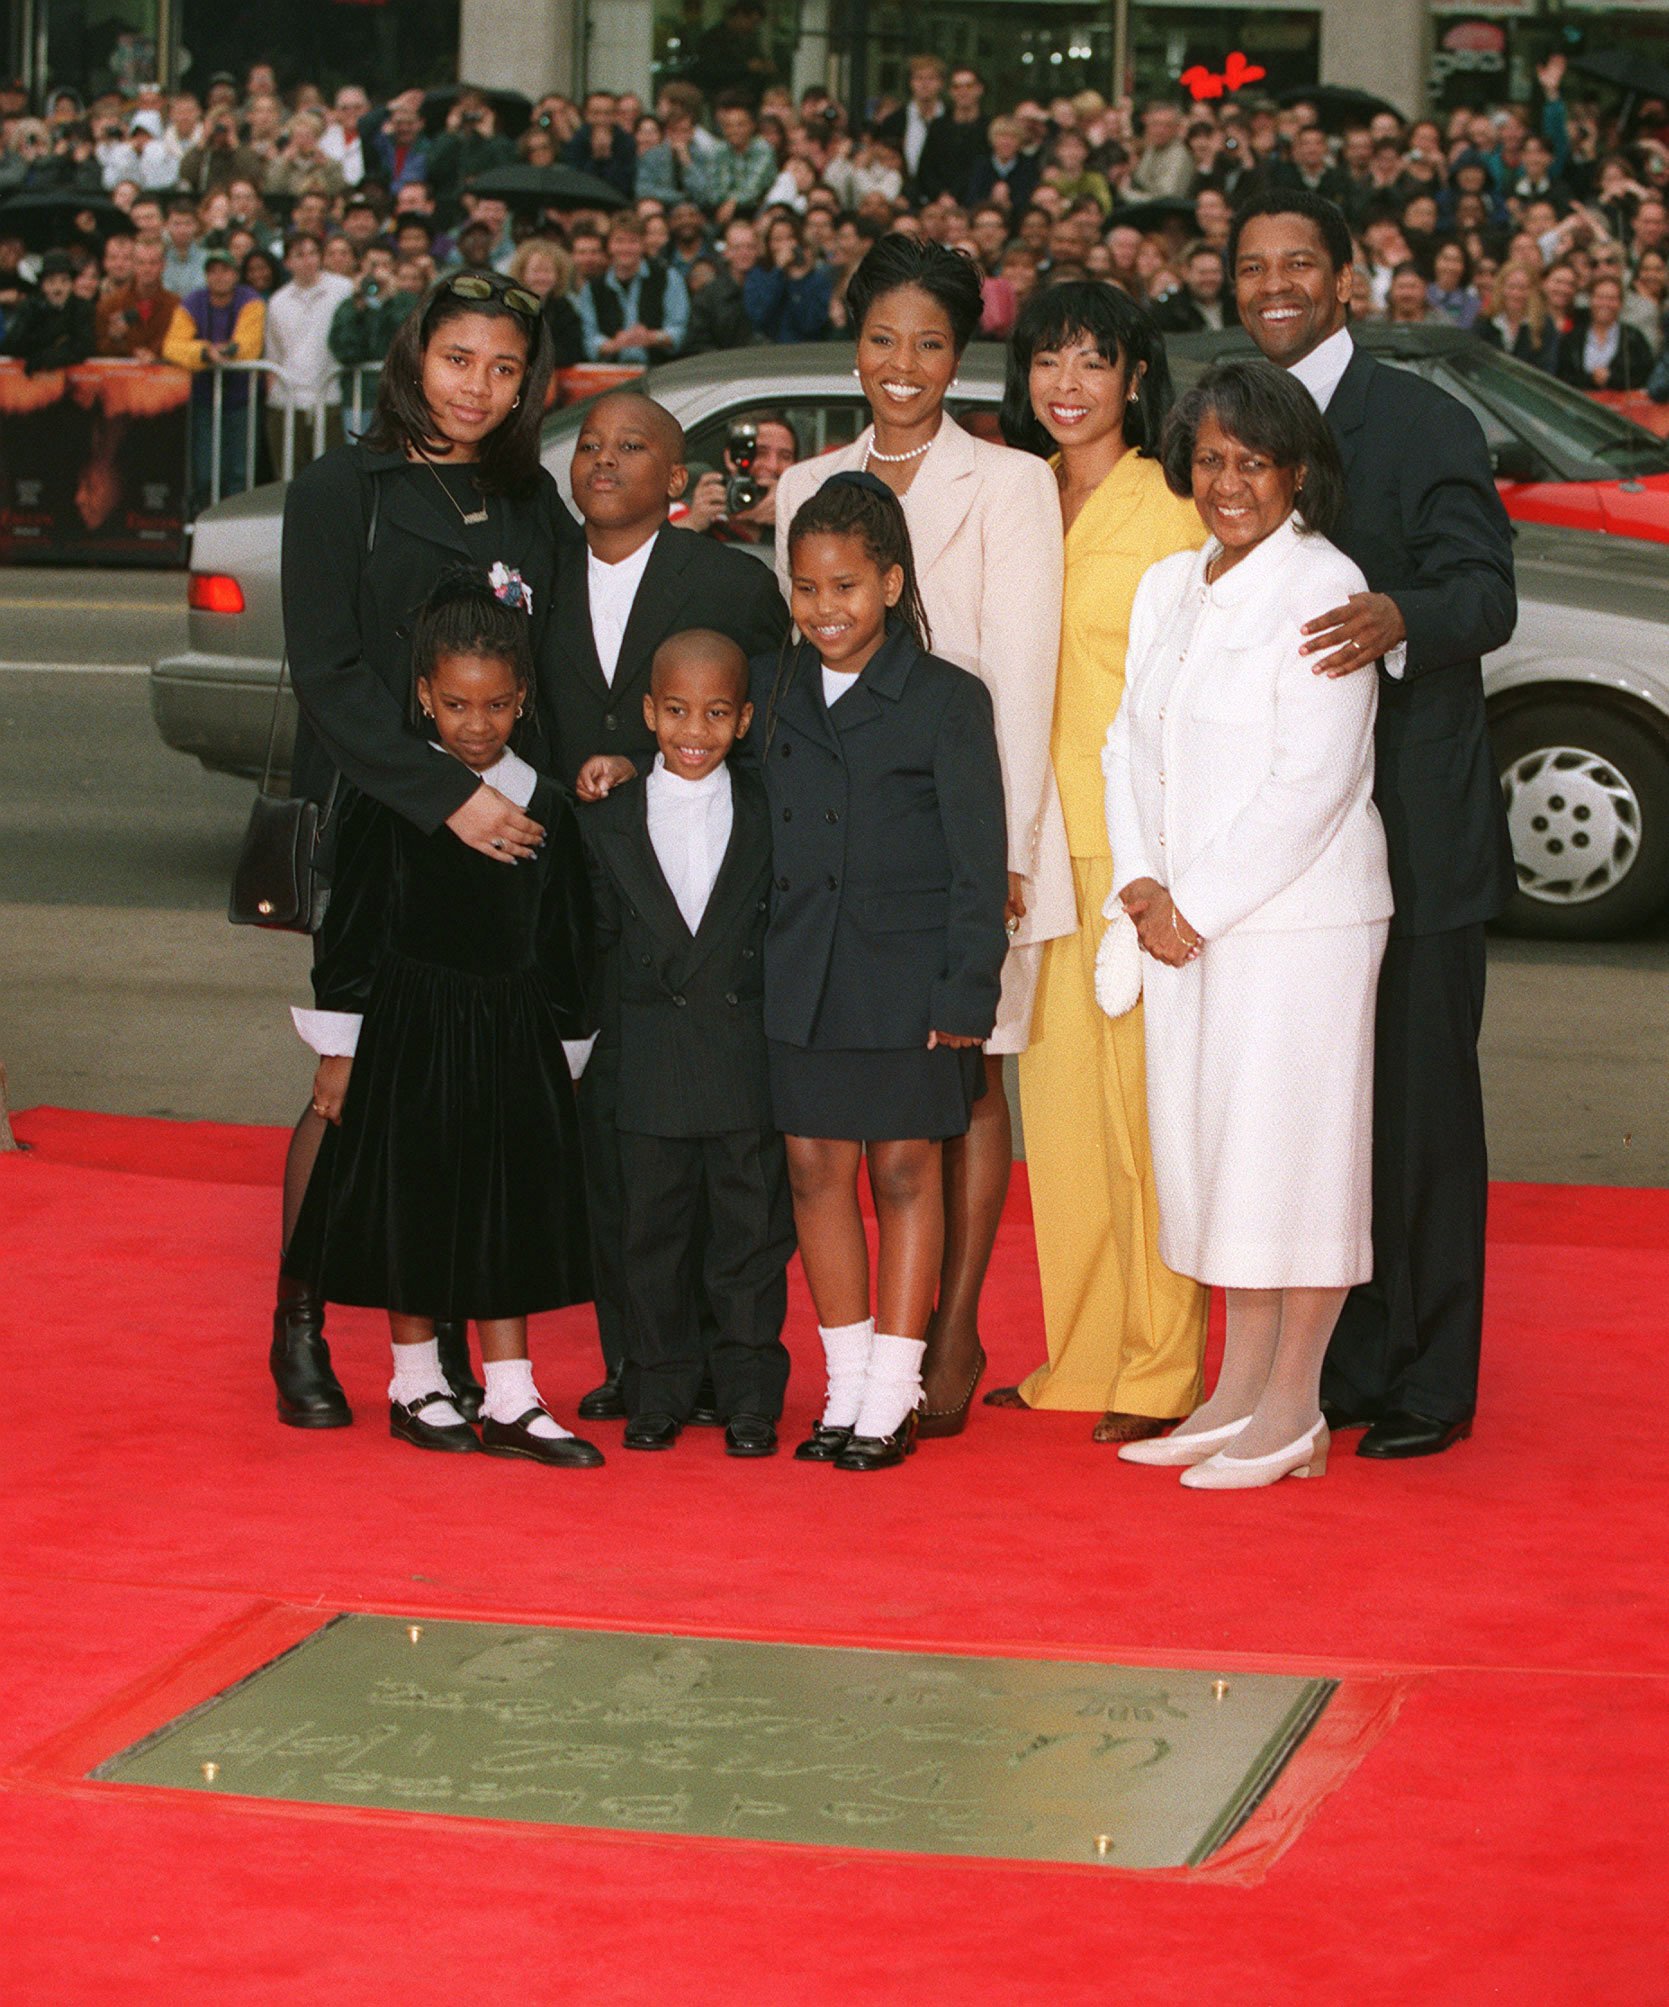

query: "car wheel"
left=1492, top=701, right=1669, bottom=939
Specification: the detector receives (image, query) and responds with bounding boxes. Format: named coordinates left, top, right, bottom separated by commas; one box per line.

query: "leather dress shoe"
left=434, top=1318, right=484, bottom=1422
left=389, top=1391, right=479, bottom=1453
left=271, top=1282, right=351, bottom=1429
left=577, top=1363, right=627, bottom=1422
left=794, top=1421, right=853, bottom=1463
left=688, top=1369, right=724, bottom=1426
left=834, top=1411, right=918, bottom=1472
left=479, top=1408, right=605, bottom=1468
left=1357, top=1410, right=1473, bottom=1459
left=724, top=1415, right=778, bottom=1458
left=623, top=1412, right=682, bottom=1451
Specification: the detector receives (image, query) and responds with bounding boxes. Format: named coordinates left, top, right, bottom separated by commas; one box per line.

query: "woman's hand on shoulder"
left=446, top=783, right=545, bottom=862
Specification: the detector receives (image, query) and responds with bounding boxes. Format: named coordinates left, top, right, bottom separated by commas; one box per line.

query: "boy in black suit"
left=532, top=388, right=790, bottom=1419
left=577, top=630, right=794, bottom=1457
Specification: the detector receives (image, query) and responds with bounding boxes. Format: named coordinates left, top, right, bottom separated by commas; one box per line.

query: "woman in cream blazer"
left=773, top=235, right=1074, bottom=1434
left=1105, top=361, right=1392, bottom=1490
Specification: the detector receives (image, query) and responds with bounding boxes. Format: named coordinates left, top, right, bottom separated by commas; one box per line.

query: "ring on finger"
left=491, top=838, right=506, bottom=851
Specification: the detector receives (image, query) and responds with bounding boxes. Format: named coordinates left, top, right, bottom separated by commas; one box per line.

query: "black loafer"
left=623, top=1412, right=682, bottom=1451
left=724, top=1415, right=778, bottom=1458
left=577, top=1364, right=627, bottom=1422
left=389, top=1391, right=478, bottom=1453
left=834, top=1413, right=918, bottom=1472
left=480, top=1408, right=604, bottom=1468
left=1320, top=1401, right=1378, bottom=1433
left=1357, top=1410, right=1473, bottom=1460
left=271, top=1285, right=351, bottom=1429
left=794, top=1422, right=853, bottom=1463
left=434, top=1317, right=484, bottom=1422
left=688, top=1369, right=724, bottom=1427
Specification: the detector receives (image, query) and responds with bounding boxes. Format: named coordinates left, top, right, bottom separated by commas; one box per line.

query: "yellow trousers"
left=1016, top=856, right=1208, bottom=1416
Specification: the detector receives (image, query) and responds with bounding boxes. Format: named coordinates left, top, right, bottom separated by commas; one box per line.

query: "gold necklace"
left=416, top=451, right=489, bottom=527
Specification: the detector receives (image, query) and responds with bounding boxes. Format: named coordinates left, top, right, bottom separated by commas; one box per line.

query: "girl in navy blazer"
left=757, top=472, right=1008, bottom=1471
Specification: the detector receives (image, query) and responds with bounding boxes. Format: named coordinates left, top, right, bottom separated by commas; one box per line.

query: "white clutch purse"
left=1094, top=897, right=1143, bottom=1019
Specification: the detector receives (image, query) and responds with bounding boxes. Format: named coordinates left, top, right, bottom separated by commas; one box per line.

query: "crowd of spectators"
left=2, top=41, right=1668, bottom=510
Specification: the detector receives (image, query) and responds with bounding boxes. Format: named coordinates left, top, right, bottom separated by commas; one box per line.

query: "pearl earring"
left=851, top=366, right=861, bottom=379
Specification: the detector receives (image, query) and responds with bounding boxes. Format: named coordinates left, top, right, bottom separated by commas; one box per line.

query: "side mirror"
left=1491, top=439, right=1542, bottom=484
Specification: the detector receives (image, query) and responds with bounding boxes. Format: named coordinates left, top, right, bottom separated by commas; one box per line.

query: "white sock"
left=853, top=1333, right=926, bottom=1441
left=390, top=1338, right=465, bottom=1427
left=818, top=1318, right=875, bottom=1429
left=482, top=1357, right=571, bottom=1439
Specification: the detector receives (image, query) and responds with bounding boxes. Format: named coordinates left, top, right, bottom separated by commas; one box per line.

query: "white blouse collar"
left=1197, top=510, right=1306, bottom=607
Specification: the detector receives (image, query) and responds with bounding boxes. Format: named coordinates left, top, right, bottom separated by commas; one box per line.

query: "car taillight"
left=189, top=572, right=245, bottom=614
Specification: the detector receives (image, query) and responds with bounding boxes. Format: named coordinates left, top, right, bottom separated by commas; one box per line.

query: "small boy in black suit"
left=577, top=629, right=795, bottom=1456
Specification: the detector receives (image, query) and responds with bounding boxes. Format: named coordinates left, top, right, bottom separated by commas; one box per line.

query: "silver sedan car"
left=152, top=342, right=1669, bottom=941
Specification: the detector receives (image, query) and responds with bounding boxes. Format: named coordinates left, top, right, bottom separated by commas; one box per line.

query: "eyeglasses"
left=444, top=272, right=541, bottom=319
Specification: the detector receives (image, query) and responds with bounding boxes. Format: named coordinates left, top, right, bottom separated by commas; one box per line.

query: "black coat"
left=533, top=527, right=790, bottom=792
left=1554, top=321, right=1656, bottom=394
left=281, top=442, right=580, bottom=829
left=579, top=761, right=773, bottom=1137
left=751, top=631, right=1008, bottom=1049
left=1325, top=346, right=1518, bottom=936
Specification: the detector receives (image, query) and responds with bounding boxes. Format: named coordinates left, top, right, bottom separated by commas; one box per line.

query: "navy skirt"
left=768, top=1039, right=983, bottom=1143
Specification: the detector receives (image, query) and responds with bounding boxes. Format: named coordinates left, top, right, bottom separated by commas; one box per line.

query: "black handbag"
left=228, top=474, right=379, bottom=933
left=227, top=657, right=338, bottom=933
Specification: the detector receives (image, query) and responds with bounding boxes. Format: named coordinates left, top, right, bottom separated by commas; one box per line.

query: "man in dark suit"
left=578, top=631, right=793, bottom=1455
left=1230, top=188, right=1518, bottom=1459
left=533, top=389, right=790, bottom=1417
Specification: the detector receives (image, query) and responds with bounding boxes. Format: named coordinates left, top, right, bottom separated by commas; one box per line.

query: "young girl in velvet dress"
left=288, top=570, right=602, bottom=1467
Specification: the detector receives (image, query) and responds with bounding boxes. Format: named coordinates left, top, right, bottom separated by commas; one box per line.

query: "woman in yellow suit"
left=992, top=283, right=1210, bottom=1441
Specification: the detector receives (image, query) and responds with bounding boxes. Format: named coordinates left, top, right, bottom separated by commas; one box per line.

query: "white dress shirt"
left=1286, top=326, right=1406, bottom=680
left=587, top=532, right=658, bottom=686
left=645, top=754, right=734, bottom=935
left=821, top=664, right=861, bottom=708
left=263, top=271, right=356, bottom=408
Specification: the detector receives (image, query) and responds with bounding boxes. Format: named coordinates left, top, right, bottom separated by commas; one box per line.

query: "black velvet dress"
left=289, top=784, right=594, bottom=1320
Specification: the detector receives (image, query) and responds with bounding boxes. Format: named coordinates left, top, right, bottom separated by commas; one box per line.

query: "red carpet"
left=2, top=1107, right=1664, bottom=2001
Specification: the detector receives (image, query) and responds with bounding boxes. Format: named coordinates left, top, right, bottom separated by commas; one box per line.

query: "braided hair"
left=409, top=565, right=536, bottom=734
left=766, top=469, right=931, bottom=753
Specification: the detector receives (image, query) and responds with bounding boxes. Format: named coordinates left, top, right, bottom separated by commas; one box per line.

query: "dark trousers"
left=1323, top=925, right=1489, bottom=1423
left=578, top=1047, right=630, bottom=1375
left=618, top=1126, right=794, bottom=1422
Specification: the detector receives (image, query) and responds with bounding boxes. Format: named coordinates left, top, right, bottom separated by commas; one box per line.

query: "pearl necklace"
left=865, top=438, right=933, bottom=465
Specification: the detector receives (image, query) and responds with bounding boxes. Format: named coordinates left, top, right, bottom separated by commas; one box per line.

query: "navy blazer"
left=1325, top=347, right=1518, bottom=936
left=579, top=761, right=773, bottom=1137
left=752, top=630, right=1009, bottom=1050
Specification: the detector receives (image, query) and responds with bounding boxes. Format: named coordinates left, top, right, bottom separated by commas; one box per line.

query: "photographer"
left=328, top=244, right=419, bottom=429
left=678, top=412, right=799, bottom=546
left=178, top=112, right=264, bottom=196
left=429, top=90, right=515, bottom=219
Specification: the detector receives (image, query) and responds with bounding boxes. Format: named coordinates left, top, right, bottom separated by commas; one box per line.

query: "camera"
left=460, top=109, right=482, bottom=128
left=724, top=422, right=761, bottom=515
left=362, top=276, right=382, bottom=302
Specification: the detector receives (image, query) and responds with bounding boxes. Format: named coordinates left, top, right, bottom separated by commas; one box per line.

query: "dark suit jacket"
left=751, top=630, right=1008, bottom=1049
left=1325, top=346, right=1518, bottom=936
left=1150, top=289, right=1239, bottom=335
left=579, top=761, right=773, bottom=1137
left=281, top=443, right=577, bottom=832
left=1555, top=321, right=1656, bottom=393
left=533, top=528, right=790, bottom=793
left=914, top=114, right=987, bottom=205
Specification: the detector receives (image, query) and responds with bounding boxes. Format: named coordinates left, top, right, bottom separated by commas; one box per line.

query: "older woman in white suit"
left=775, top=235, right=1074, bottom=1436
left=1104, top=360, right=1393, bottom=1490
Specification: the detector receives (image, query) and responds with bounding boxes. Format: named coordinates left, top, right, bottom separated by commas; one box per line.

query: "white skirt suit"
left=775, top=419, right=1074, bottom=1053
left=1103, top=513, right=1394, bottom=1289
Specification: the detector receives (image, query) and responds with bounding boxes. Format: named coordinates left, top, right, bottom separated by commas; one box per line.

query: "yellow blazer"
left=775, top=418, right=1075, bottom=946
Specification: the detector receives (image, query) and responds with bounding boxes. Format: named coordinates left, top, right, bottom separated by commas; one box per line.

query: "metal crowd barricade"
left=344, top=362, right=383, bottom=442
left=197, top=358, right=336, bottom=510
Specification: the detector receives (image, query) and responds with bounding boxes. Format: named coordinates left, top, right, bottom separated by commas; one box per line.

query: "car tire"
left=1492, top=700, right=1669, bottom=940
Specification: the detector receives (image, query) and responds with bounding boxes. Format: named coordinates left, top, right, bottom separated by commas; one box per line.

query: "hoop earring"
left=515, top=704, right=525, bottom=718
left=512, top=395, right=521, bottom=408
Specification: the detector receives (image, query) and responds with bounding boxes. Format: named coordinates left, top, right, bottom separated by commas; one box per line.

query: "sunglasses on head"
left=444, top=271, right=541, bottom=319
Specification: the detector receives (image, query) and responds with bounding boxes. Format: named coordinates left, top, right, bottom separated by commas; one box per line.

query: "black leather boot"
left=435, top=1318, right=484, bottom=1422
left=271, top=1273, right=351, bottom=1429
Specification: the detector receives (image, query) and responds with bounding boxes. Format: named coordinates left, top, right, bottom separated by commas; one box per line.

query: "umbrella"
left=1109, top=196, right=1198, bottom=234
left=1273, top=83, right=1407, bottom=130
left=0, top=190, right=129, bottom=251
left=422, top=85, right=534, bottom=141
left=465, top=164, right=627, bottom=212
left=1571, top=48, right=1669, bottom=106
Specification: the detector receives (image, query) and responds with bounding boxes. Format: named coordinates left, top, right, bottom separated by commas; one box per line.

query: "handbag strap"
left=260, top=462, right=384, bottom=802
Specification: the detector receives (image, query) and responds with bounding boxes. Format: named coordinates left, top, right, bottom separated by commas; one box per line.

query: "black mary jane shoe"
left=623, top=1412, right=682, bottom=1451
left=389, top=1391, right=479, bottom=1454
left=724, top=1415, right=778, bottom=1458
left=833, top=1412, right=919, bottom=1473
left=577, top=1362, right=628, bottom=1422
left=793, top=1421, right=854, bottom=1464
left=434, top=1318, right=484, bottom=1423
left=688, top=1368, right=725, bottom=1427
left=479, top=1407, right=604, bottom=1468
left=271, top=1283, right=352, bottom=1430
